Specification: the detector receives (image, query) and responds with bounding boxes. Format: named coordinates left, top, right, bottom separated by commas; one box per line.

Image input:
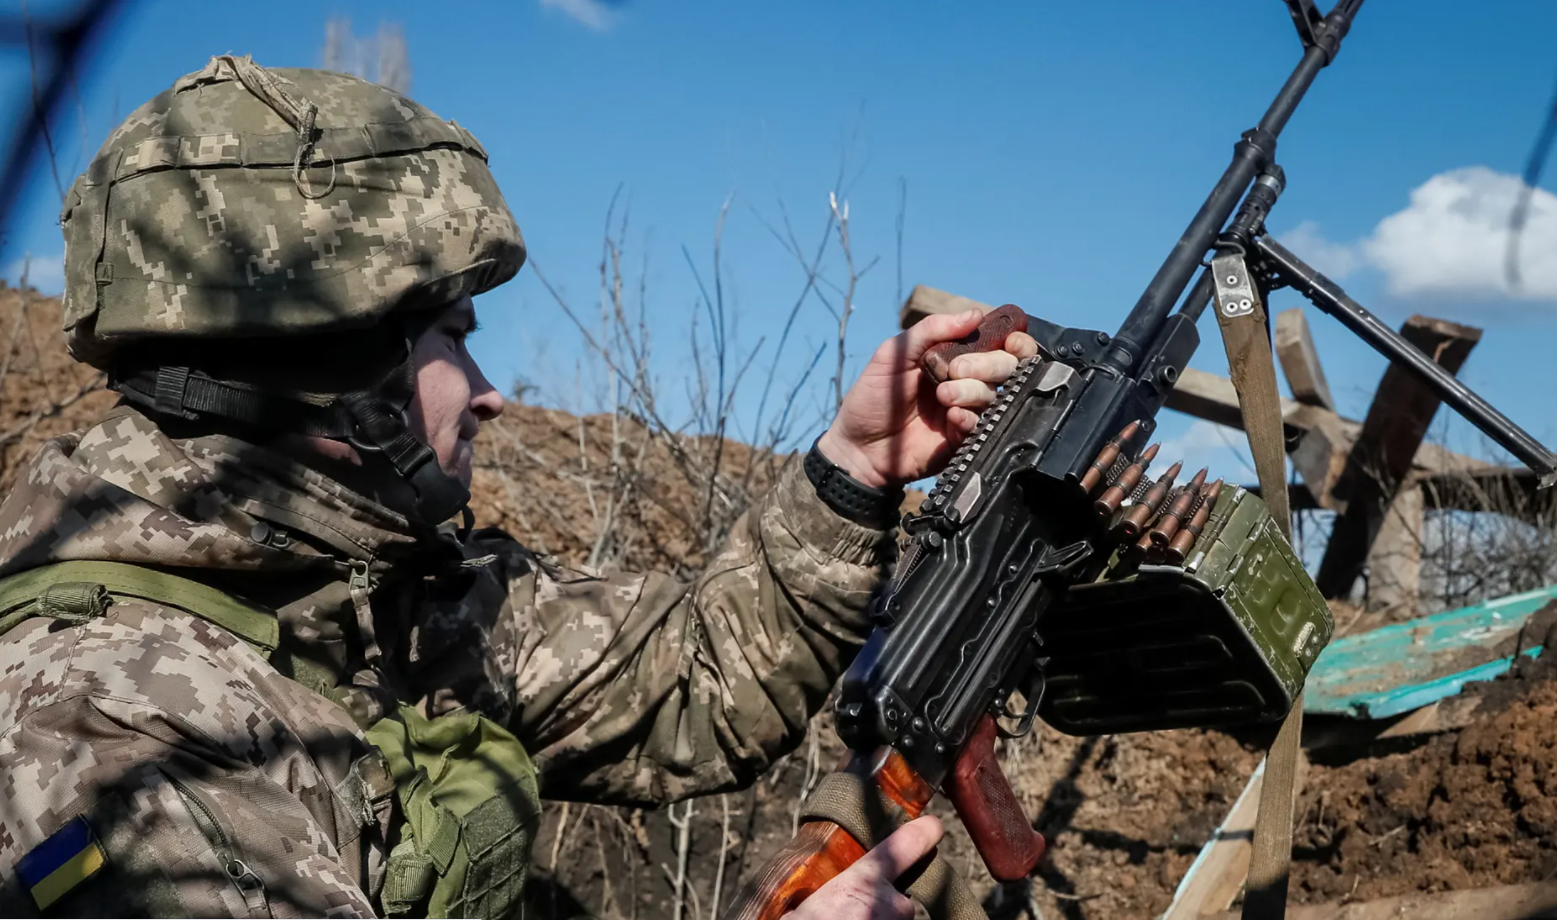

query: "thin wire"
left=0, top=0, right=124, bottom=241
left=1505, top=66, right=1557, bottom=290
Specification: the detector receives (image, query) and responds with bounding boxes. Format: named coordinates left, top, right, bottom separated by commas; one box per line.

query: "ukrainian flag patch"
left=16, top=816, right=106, bottom=910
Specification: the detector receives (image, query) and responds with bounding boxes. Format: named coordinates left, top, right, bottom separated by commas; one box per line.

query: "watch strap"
left=803, top=439, right=904, bottom=528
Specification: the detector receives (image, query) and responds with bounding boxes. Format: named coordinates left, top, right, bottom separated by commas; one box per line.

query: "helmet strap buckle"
left=153, top=366, right=200, bottom=420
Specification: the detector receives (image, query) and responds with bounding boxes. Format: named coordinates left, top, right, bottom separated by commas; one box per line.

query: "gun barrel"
left=1256, top=234, right=1557, bottom=485
left=1108, top=2, right=1364, bottom=372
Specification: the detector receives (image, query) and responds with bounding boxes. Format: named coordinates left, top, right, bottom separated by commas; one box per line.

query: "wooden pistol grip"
left=945, top=714, right=1046, bottom=882
left=920, top=303, right=1029, bottom=383
left=718, top=749, right=934, bottom=920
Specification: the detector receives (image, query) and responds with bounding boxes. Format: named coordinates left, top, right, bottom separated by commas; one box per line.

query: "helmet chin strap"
left=111, top=349, right=472, bottom=530
left=337, top=389, right=471, bottom=527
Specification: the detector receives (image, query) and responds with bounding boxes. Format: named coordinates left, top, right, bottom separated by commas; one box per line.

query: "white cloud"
left=1, top=253, right=64, bottom=295
left=541, top=0, right=617, bottom=30
left=1365, top=167, right=1557, bottom=300
left=1276, top=166, right=1557, bottom=305
left=1156, top=419, right=1255, bottom=484
left=1278, top=220, right=1363, bottom=281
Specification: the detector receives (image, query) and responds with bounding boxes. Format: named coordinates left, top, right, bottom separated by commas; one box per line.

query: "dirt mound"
left=1287, top=611, right=1557, bottom=906
left=0, top=285, right=115, bottom=490
left=468, top=403, right=773, bottom=576
left=993, top=726, right=1262, bottom=920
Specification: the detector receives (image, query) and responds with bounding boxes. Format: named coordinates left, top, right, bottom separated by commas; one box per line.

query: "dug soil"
left=1287, top=604, right=1557, bottom=907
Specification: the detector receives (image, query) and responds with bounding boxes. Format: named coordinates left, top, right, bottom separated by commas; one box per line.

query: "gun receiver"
left=722, top=2, right=1557, bottom=917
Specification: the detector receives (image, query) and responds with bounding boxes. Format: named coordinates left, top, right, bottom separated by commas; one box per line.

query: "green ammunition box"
left=1037, top=487, right=1333, bottom=736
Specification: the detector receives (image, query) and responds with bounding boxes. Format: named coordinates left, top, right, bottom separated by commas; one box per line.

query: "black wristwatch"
left=803, top=438, right=905, bottom=528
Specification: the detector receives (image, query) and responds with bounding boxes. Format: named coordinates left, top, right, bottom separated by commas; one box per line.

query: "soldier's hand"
left=818, top=310, right=1038, bottom=489
left=788, top=816, right=944, bottom=920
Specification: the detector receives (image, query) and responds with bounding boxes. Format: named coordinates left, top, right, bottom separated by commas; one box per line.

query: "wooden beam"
left=1315, top=316, right=1483, bottom=600
left=1161, top=754, right=1309, bottom=920
left=1204, top=881, right=1557, bottom=919
left=1166, top=367, right=1275, bottom=431
left=1165, top=373, right=1497, bottom=513
left=1275, top=308, right=1336, bottom=411
left=1301, top=695, right=1487, bottom=751
left=1287, top=407, right=1355, bottom=511
left=900, top=285, right=994, bottom=329
left=1366, top=486, right=1424, bottom=614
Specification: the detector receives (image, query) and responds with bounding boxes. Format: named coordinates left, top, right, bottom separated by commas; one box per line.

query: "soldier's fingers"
left=899, top=310, right=984, bottom=363
left=847, top=816, right=945, bottom=885
left=1004, top=331, right=1039, bottom=359
left=946, top=349, right=1019, bottom=385
left=945, top=407, right=979, bottom=435
left=805, top=878, right=916, bottom=920
left=884, top=890, right=916, bottom=920
left=937, top=378, right=999, bottom=409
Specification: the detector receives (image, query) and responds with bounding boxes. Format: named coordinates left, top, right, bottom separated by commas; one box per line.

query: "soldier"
left=0, top=57, right=1034, bottom=918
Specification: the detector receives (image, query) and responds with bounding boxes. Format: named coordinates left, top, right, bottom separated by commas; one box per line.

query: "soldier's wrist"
left=805, top=436, right=905, bottom=528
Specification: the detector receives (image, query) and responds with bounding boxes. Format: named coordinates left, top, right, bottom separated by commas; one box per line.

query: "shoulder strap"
left=0, top=559, right=345, bottom=717
left=1212, top=254, right=1302, bottom=920
left=0, top=560, right=279, bottom=653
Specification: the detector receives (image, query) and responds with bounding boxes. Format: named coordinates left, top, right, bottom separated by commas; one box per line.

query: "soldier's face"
left=407, top=296, right=504, bottom=485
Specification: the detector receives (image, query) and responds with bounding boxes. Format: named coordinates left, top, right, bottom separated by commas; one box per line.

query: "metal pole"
left=1108, top=2, right=1362, bottom=372
left=1256, top=233, right=1557, bottom=485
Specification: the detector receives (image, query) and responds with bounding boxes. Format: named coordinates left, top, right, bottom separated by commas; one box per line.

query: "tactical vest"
left=0, top=560, right=541, bottom=920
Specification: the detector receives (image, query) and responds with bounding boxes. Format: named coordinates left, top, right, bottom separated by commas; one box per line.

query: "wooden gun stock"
left=719, top=749, right=932, bottom=920
left=719, top=716, right=1045, bottom=920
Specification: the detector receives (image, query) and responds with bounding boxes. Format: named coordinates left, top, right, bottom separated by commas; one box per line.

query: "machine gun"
left=722, top=2, right=1557, bottom=918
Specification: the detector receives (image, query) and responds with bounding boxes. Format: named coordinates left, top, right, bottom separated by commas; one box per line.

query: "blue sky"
left=3, top=0, right=1557, bottom=477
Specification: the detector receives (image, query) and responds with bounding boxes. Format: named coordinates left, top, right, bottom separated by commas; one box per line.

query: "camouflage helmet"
left=59, top=56, right=526, bottom=526
left=60, top=54, right=524, bottom=366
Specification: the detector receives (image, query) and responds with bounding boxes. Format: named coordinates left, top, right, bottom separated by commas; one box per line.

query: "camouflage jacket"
left=0, top=406, right=895, bottom=917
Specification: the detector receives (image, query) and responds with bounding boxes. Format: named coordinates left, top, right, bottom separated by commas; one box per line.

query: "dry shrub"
left=1419, top=467, right=1557, bottom=611
left=471, top=404, right=774, bottom=577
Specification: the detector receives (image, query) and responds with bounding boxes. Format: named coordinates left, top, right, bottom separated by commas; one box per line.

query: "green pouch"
left=365, top=705, right=542, bottom=920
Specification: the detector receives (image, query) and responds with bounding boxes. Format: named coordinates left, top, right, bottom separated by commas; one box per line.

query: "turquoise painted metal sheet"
left=1303, top=584, right=1557, bottom=720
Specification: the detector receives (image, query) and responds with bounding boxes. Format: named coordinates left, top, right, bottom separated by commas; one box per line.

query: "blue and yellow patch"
left=15, top=816, right=106, bottom=910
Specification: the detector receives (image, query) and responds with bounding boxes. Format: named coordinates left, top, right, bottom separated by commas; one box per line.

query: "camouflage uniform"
left=0, top=57, right=897, bottom=918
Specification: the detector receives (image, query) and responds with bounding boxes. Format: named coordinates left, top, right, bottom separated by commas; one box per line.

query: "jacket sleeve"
left=491, top=459, right=897, bottom=806
left=0, top=608, right=387, bottom=919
